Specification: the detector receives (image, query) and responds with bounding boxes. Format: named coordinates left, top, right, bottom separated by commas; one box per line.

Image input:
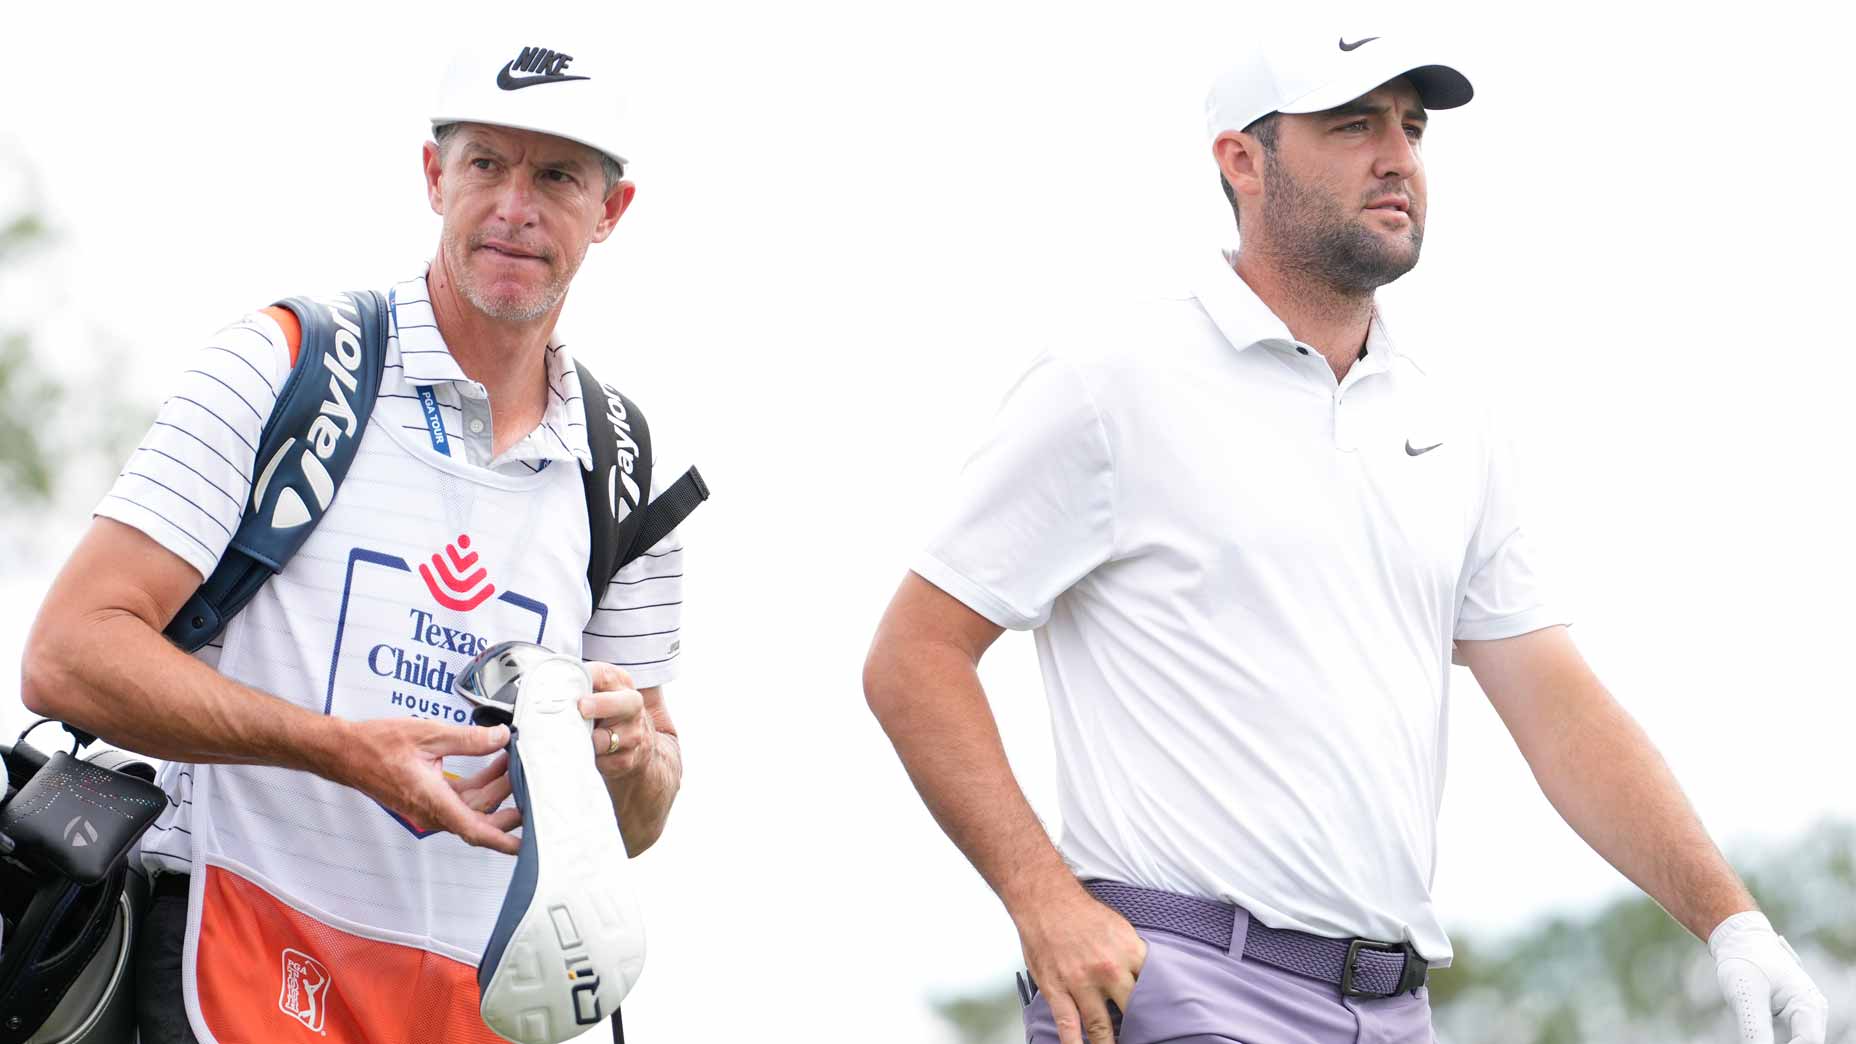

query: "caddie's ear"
left=590, top=180, right=636, bottom=245
left=423, top=140, right=447, bottom=216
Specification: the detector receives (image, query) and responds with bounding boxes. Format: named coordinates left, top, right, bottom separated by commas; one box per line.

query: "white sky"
left=4, top=1, right=1854, bottom=1040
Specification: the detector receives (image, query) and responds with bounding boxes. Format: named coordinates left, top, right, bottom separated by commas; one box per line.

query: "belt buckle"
left=1340, top=938, right=1427, bottom=998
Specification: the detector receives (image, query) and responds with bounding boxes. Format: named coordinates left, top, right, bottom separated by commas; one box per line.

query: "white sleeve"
left=1454, top=425, right=1567, bottom=641
left=912, top=352, right=1116, bottom=630
left=95, top=313, right=293, bottom=580
left=581, top=448, right=686, bottom=690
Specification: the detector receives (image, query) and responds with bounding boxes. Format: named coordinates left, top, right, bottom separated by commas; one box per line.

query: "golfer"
left=863, top=27, right=1828, bottom=1044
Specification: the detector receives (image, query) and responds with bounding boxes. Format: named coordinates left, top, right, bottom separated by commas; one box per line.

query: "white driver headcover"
left=474, top=649, right=646, bottom=1044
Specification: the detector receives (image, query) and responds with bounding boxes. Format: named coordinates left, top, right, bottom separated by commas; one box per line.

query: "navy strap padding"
left=164, top=291, right=388, bottom=652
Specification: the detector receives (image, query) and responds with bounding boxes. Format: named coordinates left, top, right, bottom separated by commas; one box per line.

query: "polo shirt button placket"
left=1333, top=371, right=1367, bottom=451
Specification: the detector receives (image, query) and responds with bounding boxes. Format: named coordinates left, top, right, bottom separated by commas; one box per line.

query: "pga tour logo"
left=278, top=948, right=331, bottom=1032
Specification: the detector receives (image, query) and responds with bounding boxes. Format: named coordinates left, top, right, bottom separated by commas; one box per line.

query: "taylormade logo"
left=601, top=383, right=641, bottom=523
left=252, top=296, right=364, bottom=529
left=64, top=816, right=98, bottom=848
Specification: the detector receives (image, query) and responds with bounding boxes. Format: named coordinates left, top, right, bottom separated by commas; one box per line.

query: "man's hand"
left=581, top=662, right=682, bottom=855
left=582, top=663, right=655, bottom=780
left=1711, top=912, right=1828, bottom=1043
left=1014, top=883, right=1148, bottom=1044
left=326, top=718, right=521, bottom=855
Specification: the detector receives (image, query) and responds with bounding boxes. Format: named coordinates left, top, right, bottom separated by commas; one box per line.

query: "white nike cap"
left=432, top=41, right=630, bottom=167
left=1206, top=30, right=1473, bottom=141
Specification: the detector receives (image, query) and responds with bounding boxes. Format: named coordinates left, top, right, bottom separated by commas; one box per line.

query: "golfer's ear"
left=1215, top=131, right=1266, bottom=200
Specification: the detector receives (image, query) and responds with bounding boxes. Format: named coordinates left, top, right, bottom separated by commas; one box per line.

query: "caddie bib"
left=178, top=405, right=594, bottom=1044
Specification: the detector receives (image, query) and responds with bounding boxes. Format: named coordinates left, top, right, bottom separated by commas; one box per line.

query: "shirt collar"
left=1195, top=250, right=1405, bottom=369
left=387, top=267, right=595, bottom=471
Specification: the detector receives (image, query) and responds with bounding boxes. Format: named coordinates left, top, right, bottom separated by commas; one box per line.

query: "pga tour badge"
left=278, top=947, right=331, bottom=1032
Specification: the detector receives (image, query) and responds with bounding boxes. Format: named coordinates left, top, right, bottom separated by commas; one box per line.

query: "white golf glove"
left=1710, top=911, right=1829, bottom=1044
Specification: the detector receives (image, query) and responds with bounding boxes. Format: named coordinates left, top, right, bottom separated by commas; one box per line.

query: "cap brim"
left=1403, top=65, right=1473, bottom=110
left=429, top=114, right=629, bottom=169
left=1280, top=58, right=1474, bottom=116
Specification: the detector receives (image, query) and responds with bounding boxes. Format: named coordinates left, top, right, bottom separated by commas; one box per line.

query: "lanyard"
left=388, top=287, right=452, bottom=457
left=415, top=386, right=451, bottom=455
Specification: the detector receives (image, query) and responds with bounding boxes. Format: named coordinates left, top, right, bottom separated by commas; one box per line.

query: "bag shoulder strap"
left=574, top=363, right=709, bottom=609
left=622, top=466, right=708, bottom=569
left=164, top=291, right=389, bottom=651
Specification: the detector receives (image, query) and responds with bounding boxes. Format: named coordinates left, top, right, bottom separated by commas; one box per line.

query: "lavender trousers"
left=1020, top=922, right=1435, bottom=1044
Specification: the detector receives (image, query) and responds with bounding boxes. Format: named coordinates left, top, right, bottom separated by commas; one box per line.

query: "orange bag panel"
left=194, top=866, right=502, bottom=1044
left=261, top=305, right=305, bottom=367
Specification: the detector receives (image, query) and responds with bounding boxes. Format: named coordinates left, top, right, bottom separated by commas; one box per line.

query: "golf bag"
left=0, top=729, right=166, bottom=1043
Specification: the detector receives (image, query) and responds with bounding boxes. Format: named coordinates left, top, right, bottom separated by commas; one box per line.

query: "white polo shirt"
left=913, top=252, right=1564, bottom=964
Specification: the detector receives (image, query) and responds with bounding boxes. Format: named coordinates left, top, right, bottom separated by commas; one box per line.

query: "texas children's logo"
left=419, top=534, right=496, bottom=611
left=327, top=533, right=551, bottom=836
left=278, top=948, right=330, bottom=1032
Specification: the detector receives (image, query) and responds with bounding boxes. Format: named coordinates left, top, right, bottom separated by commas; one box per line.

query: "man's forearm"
left=22, top=604, right=347, bottom=774
left=1506, top=673, right=1755, bottom=939
left=863, top=634, right=1079, bottom=916
left=609, top=726, right=681, bottom=856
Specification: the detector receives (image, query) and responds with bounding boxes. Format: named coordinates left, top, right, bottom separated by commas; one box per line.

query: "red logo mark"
left=419, top=534, right=497, bottom=611
left=278, top=948, right=330, bottom=1031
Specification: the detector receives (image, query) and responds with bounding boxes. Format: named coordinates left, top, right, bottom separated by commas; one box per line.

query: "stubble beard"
left=1257, top=157, right=1423, bottom=296
left=444, top=227, right=580, bottom=323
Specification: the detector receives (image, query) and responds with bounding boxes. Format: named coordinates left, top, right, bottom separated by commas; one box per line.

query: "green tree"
left=0, top=206, right=61, bottom=502
left=0, top=156, right=149, bottom=536
left=932, top=985, right=1025, bottom=1044
left=1432, top=821, right=1854, bottom=1043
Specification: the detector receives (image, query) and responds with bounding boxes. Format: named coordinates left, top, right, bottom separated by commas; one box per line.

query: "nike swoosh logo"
left=496, top=62, right=592, bottom=90
left=1406, top=440, right=1443, bottom=456
left=1339, top=36, right=1380, bottom=51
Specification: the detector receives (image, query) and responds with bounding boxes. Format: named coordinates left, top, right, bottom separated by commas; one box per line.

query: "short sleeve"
left=95, top=313, right=293, bottom=580
left=1454, top=425, right=1567, bottom=641
left=912, top=352, right=1115, bottom=630
left=581, top=448, right=686, bottom=689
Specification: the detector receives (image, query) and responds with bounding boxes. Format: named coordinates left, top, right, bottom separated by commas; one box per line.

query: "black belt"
left=1086, top=880, right=1429, bottom=998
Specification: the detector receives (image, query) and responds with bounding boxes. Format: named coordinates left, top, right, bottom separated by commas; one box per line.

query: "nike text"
left=511, top=46, right=575, bottom=78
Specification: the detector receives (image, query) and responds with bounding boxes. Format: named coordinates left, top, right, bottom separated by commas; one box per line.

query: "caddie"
left=863, top=25, right=1830, bottom=1044
left=21, top=40, right=697, bottom=1044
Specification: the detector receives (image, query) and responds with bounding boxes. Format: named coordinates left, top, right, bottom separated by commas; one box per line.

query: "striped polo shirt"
left=98, top=267, right=687, bottom=874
